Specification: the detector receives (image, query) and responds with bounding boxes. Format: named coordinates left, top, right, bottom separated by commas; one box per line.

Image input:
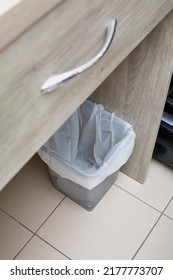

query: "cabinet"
left=0, top=0, right=173, bottom=191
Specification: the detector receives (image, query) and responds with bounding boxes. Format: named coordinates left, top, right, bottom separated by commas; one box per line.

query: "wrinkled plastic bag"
left=38, top=100, right=136, bottom=189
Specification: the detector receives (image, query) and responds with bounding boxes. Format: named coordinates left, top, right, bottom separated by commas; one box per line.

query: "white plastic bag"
left=38, top=100, right=136, bottom=189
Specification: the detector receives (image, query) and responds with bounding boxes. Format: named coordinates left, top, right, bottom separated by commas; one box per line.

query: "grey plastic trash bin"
left=38, top=100, right=136, bottom=211
left=48, top=168, right=118, bottom=211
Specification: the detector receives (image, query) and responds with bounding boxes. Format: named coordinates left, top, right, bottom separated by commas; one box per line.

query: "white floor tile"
left=0, top=155, right=64, bottom=232
left=164, top=199, right=173, bottom=220
left=134, top=215, right=173, bottom=260
left=37, top=186, right=160, bottom=260
left=15, top=236, right=69, bottom=260
left=116, top=159, right=173, bottom=211
left=0, top=210, right=32, bottom=260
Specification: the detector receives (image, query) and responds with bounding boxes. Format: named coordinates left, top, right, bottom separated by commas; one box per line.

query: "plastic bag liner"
left=38, top=100, right=136, bottom=190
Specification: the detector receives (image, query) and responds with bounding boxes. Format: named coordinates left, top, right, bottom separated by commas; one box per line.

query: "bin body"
left=49, top=168, right=118, bottom=211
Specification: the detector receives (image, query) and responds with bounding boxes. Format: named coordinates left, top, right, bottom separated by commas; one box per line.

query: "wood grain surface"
left=0, top=0, right=62, bottom=51
left=0, top=0, right=173, bottom=189
left=91, top=10, right=173, bottom=183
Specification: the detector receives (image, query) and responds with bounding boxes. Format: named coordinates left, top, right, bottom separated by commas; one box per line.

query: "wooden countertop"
left=0, top=0, right=173, bottom=190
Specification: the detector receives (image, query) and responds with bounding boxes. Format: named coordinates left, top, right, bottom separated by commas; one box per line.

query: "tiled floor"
left=0, top=154, right=173, bottom=260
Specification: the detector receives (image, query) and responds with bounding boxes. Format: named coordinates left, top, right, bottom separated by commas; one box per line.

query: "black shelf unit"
left=153, top=76, right=173, bottom=168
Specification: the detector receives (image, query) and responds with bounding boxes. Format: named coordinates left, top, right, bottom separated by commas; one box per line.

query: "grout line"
left=162, top=196, right=173, bottom=213
left=114, top=184, right=162, bottom=214
left=161, top=197, right=173, bottom=214
left=163, top=213, right=173, bottom=222
left=12, top=196, right=67, bottom=260
left=1, top=195, right=66, bottom=236
left=131, top=215, right=162, bottom=260
left=34, top=196, right=66, bottom=234
left=0, top=208, right=35, bottom=234
left=13, top=234, right=35, bottom=260
left=35, top=235, right=71, bottom=260
left=162, top=196, right=173, bottom=221
left=32, top=194, right=72, bottom=260
left=131, top=197, right=173, bottom=260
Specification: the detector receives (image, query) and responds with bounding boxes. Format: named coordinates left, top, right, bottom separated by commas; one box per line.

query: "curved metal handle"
left=41, top=19, right=117, bottom=94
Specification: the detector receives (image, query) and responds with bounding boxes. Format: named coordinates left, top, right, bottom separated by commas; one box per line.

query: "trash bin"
left=38, top=100, right=136, bottom=211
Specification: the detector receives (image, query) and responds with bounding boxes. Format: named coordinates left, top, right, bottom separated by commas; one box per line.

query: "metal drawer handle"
left=41, top=19, right=117, bottom=94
